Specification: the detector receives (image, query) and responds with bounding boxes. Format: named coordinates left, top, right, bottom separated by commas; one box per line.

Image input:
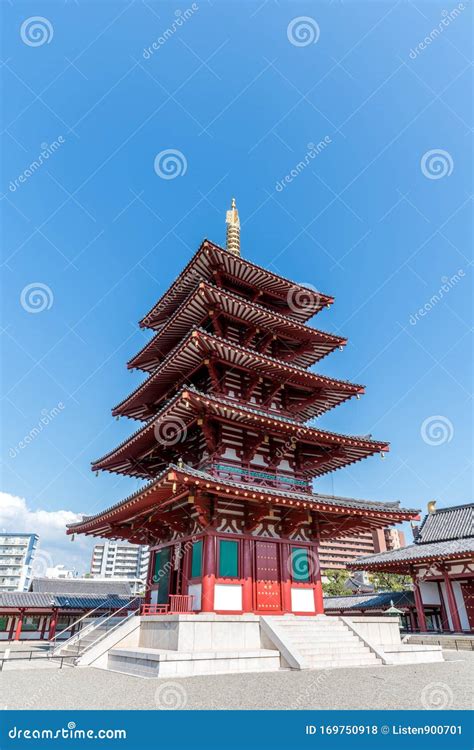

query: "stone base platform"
left=101, top=614, right=283, bottom=678
left=85, top=613, right=444, bottom=679
left=108, top=645, right=281, bottom=678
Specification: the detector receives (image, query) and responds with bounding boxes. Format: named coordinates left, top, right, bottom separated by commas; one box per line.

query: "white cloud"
left=0, top=491, right=94, bottom=575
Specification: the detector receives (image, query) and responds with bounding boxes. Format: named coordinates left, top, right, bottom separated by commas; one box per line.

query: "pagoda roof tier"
left=139, top=240, right=334, bottom=329
left=93, top=386, right=389, bottom=479
left=113, top=328, right=364, bottom=422
left=67, top=463, right=418, bottom=541
left=129, top=282, right=346, bottom=372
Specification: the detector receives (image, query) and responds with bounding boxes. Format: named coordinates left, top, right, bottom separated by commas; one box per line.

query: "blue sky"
left=1, top=1, right=472, bottom=572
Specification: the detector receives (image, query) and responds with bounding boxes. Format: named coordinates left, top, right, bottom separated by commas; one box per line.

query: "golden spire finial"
left=225, top=197, right=240, bottom=256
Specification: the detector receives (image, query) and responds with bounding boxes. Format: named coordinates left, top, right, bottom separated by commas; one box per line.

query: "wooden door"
left=255, top=541, right=282, bottom=613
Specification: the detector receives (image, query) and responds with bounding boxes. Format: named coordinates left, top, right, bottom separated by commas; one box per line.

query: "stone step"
left=297, top=644, right=370, bottom=655
left=304, top=655, right=379, bottom=668
left=107, top=646, right=282, bottom=678
left=277, top=625, right=350, bottom=634
left=288, top=633, right=354, bottom=643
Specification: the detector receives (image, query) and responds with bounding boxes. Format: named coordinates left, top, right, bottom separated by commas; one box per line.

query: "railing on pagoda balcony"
left=204, top=462, right=312, bottom=494
left=141, top=595, right=194, bottom=616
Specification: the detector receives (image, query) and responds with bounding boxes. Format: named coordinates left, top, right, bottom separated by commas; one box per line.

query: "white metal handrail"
left=74, top=606, right=140, bottom=660
left=51, top=597, right=141, bottom=658
left=48, top=602, right=114, bottom=649
left=49, top=612, right=110, bottom=656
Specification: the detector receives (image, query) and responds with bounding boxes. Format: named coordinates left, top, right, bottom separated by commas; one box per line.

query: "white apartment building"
left=90, top=542, right=149, bottom=585
left=0, top=533, right=39, bottom=592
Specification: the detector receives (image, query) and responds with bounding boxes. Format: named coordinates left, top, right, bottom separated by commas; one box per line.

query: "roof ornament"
left=427, top=499, right=437, bottom=514
left=225, top=197, right=240, bottom=256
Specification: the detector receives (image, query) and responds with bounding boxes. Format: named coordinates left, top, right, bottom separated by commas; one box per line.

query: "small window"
left=290, top=547, right=311, bottom=583
left=218, top=539, right=239, bottom=578
left=190, top=540, right=203, bottom=578
left=0, top=616, right=8, bottom=632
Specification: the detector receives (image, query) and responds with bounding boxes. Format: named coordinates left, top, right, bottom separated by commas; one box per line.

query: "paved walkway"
left=0, top=651, right=472, bottom=710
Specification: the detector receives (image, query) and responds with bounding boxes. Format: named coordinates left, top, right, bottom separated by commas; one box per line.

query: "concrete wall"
left=345, top=616, right=402, bottom=646
left=139, top=613, right=262, bottom=651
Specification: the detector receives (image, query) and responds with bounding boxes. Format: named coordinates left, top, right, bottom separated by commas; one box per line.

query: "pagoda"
left=68, top=200, right=418, bottom=616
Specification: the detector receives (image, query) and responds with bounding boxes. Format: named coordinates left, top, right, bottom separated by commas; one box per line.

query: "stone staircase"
left=55, top=617, right=125, bottom=661
left=264, top=615, right=382, bottom=669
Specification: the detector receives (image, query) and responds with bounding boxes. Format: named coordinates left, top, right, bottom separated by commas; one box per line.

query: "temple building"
left=349, top=502, right=474, bottom=633
left=68, top=200, right=419, bottom=617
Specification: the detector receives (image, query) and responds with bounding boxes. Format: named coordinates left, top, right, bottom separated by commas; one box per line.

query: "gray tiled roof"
left=30, top=578, right=132, bottom=596
left=68, top=463, right=415, bottom=532
left=324, top=591, right=414, bottom=611
left=349, top=537, right=474, bottom=568
left=0, top=592, right=132, bottom=609
left=416, top=504, right=473, bottom=543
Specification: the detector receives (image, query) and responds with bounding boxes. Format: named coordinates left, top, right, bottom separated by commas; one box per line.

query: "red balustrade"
left=141, top=595, right=194, bottom=616
left=169, top=595, right=194, bottom=613
left=141, top=603, right=169, bottom=616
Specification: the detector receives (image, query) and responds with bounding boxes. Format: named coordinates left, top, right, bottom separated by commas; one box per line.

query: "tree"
left=322, top=569, right=350, bottom=596
left=369, top=572, right=411, bottom=592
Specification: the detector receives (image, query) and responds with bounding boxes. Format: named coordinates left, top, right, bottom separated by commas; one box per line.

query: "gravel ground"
left=0, top=651, right=472, bottom=710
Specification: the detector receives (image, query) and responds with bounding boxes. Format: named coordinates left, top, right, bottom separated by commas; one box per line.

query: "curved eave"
left=129, top=281, right=346, bottom=372
left=139, top=239, right=334, bottom=328
left=68, top=464, right=417, bottom=538
left=348, top=549, right=472, bottom=572
left=92, top=386, right=389, bottom=476
left=113, top=328, right=365, bottom=421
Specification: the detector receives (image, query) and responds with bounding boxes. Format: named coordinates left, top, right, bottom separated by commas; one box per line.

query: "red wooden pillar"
left=411, top=570, right=428, bottom=632
left=441, top=568, right=462, bottom=632
left=14, top=609, right=25, bottom=641
left=313, top=555, right=324, bottom=616
left=279, top=543, right=292, bottom=613
left=309, top=519, right=324, bottom=615
left=48, top=608, right=58, bottom=641
left=408, top=608, right=417, bottom=632
left=242, top=539, right=254, bottom=612
left=201, top=534, right=216, bottom=612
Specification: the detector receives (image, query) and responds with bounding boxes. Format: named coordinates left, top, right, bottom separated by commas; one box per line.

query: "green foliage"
left=322, top=569, right=350, bottom=596
left=370, top=572, right=411, bottom=592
